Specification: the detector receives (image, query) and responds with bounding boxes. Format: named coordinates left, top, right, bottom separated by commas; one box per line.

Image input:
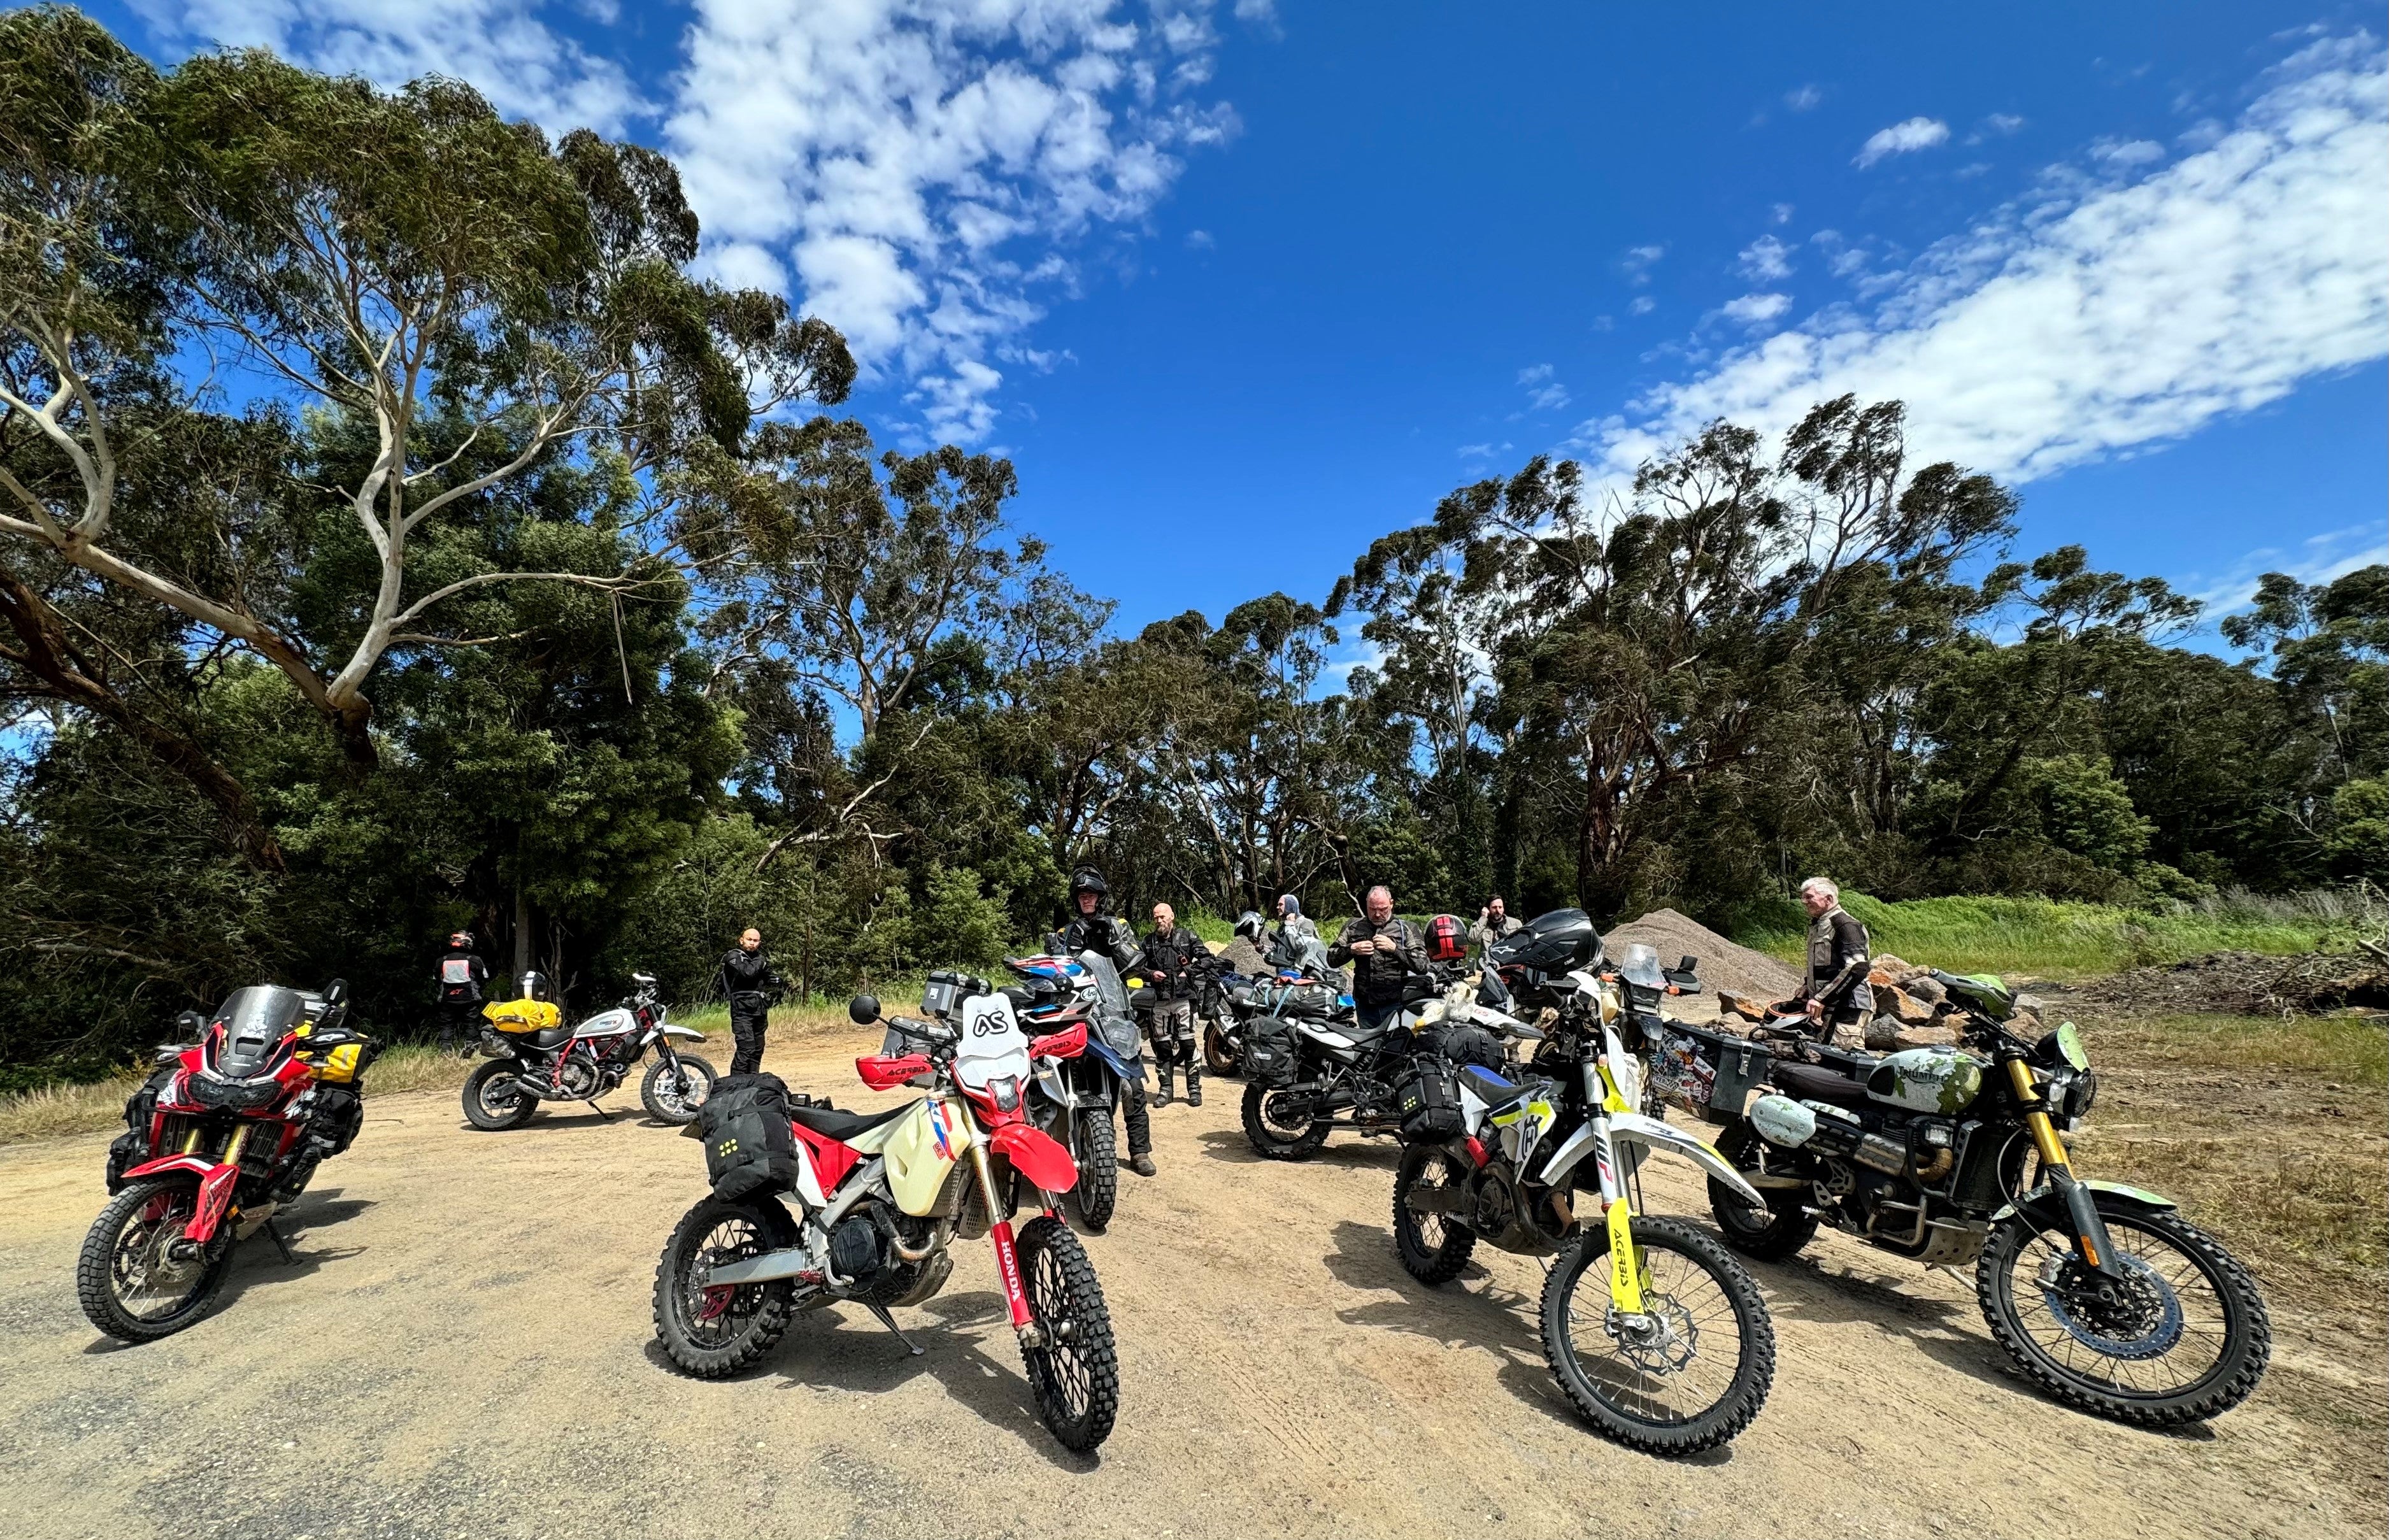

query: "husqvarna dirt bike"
left=652, top=982, right=1121, bottom=1452
left=1390, top=946, right=1776, bottom=1454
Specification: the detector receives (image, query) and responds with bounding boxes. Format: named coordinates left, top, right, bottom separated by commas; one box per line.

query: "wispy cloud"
left=1785, top=83, right=1823, bottom=111
left=1516, top=364, right=1571, bottom=413
left=1737, top=234, right=1794, bottom=281
left=139, top=0, right=643, bottom=132
left=1572, top=36, right=2389, bottom=496
left=1855, top=115, right=1950, bottom=168
left=1718, top=291, right=1792, bottom=327
left=2181, top=523, right=2388, bottom=624
left=1620, top=243, right=1666, bottom=284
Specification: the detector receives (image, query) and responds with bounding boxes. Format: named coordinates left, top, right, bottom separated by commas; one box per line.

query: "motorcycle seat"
left=788, top=1101, right=911, bottom=1143
left=1769, top=1059, right=1871, bottom=1106
left=1458, top=1063, right=1525, bottom=1108
left=524, top=1026, right=574, bottom=1050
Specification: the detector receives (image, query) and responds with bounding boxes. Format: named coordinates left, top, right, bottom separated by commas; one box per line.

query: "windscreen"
left=1618, top=943, right=1666, bottom=992
left=1076, top=952, right=1143, bottom=1059
left=213, top=985, right=306, bottom=1078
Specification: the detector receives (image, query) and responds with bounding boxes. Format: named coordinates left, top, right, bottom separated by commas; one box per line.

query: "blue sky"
left=75, top=1, right=2389, bottom=649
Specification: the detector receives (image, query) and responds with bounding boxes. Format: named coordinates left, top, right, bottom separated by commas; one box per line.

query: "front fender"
left=122, top=1153, right=224, bottom=1183
left=1083, top=1035, right=1143, bottom=1087
left=660, top=1025, right=706, bottom=1041
left=1993, top=1178, right=2178, bottom=1225
left=992, top=1123, right=1080, bottom=1195
left=1599, top=1111, right=1765, bottom=1209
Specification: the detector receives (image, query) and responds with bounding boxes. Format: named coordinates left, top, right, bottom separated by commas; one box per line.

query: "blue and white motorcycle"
left=1005, top=950, right=1147, bottom=1231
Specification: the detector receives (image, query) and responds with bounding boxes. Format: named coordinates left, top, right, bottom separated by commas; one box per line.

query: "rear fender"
left=990, top=1122, right=1079, bottom=1195
left=1597, top=1111, right=1765, bottom=1208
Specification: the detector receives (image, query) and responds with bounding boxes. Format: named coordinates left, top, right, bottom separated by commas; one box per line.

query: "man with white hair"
left=1774, top=877, right=1874, bottom=1046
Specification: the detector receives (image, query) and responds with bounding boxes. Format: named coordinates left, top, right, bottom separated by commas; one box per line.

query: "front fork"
left=966, top=1122, right=1052, bottom=1343
left=2005, top=1057, right=2124, bottom=1280
left=1585, top=1118, right=1648, bottom=1316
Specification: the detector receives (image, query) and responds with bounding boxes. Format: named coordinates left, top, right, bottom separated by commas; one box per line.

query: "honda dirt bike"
left=653, top=981, right=1120, bottom=1451
left=1390, top=946, right=1777, bottom=1454
left=461, top=972, right=714, bottom=1129
left=1692, top=971, right=2271, bottom=1426
left=80, top=981, right=375, bottom=1343
left=1001, top=950, right=1146, bottom=1232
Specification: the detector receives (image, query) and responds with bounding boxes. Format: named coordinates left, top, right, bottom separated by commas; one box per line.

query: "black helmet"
left=1234, top=910, right=1265, bottom=943
left=1069, top=866, right=1109, bottom=897
left=520, top=970, right=552, bottom=1002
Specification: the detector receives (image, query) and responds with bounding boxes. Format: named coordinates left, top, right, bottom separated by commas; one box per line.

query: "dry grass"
left=0, top=1043, right=479, bottom=1146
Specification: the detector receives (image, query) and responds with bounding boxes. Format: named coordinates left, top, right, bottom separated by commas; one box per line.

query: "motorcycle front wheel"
left=641, top=1055, right=717, bottom=1124
left=1074, top=1111, right=1118, bottom=1234
left=460, top=1060, right=538, bottom=1130
left=652, top=1194, right=797, bottom=1378
left=1978, top=1194, right=2270, bottom=1425
left=1241, top=1081, right=1332, bottom=1161
left=1540, top=1215, right=1776, bottom=1455
left=1016, top=1215, right=1120, bottom=1452
left=77, top=1175, right=233, bottom=1343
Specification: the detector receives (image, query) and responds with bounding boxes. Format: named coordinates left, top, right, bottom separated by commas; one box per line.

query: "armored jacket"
left=1062, top=912, right=1143, bottom=976
left=1800, top=907, right=1874, bottom=1016
left=1327, top=915, right=1432, bottom=1006
left=1140, top=925, right=1209, bottom=1001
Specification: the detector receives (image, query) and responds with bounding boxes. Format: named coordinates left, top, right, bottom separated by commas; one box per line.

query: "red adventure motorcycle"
left=80, top=980, right=375, bottom=1343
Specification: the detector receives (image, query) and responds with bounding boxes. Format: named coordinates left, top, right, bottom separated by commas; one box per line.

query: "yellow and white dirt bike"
left=652, top=978, right=1120, bottom=1452
left=1389, top=945, right=1776, bottom=1454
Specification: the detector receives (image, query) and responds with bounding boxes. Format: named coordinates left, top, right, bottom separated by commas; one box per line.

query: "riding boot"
left=1185, top=1063, right=1202, bottom=1107
left=1154, top=1062, right=1176, bottom=1106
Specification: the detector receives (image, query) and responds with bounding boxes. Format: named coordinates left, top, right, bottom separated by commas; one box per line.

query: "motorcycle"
left=652, top=981, right=1121, bottom=1451
left=1688, top=969, right=2271, bottom=1426
left=1238, top=972, right=1430, bottom=1160
left=1001, top=950, right=1146, bottom=1232
left=460, top=971, right=714, bottom=1129
left=1390, top=945, right=1777, bottom=1454
left=79, top=980, right=375, bottom=1342
left=1201, top=957, right=1345, bottom=1079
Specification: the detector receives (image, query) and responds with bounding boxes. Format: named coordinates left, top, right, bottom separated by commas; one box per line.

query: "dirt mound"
left=1603, top=908, right=1800, bottom=1003
left=1213, top=936, right=1267, bottom=976
left=2076, top=949, right=2388, bottom=1018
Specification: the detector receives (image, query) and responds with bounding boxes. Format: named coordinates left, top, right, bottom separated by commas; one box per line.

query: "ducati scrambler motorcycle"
left=80, top=981, right=374, bottom=1342
left=1695, top=971, right=2269, bottom=1426
left=462, top=973, right=714, bottom=1129
left=652, top=980, right=1121, bottom=1452
left=1391, top=946, right=1777, bottom=1454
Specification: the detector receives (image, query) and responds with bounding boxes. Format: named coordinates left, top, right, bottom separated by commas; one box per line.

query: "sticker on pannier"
left=1646, top=1027, right=1718, bottom=1115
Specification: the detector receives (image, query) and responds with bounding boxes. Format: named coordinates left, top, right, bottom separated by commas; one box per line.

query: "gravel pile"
left=1213, top=936, right=1268, bottom=977
left=1602, top=908, right=1801, bottom=1004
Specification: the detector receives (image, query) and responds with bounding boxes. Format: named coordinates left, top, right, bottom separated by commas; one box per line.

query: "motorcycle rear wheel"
left=1392, top=1143, right=1477, bottom=1285
left=1016, top=1215, right=1120, bottom=1452
left=1203, top=1023, right=1241, bottom=1077
left=77, top=1175, right=232, bottom=1343
left=1978, top=1195, right=2270, bottom=1425
left=1706, top=1176, right=1820, bottom=1262
left=1241, top=1081, right=1332, bottom=1160
left=461, top=1060, right=538, bottom=1130
left=652, top=1194, right=796, bottom=1378
left=1540, top=1215, right=1776, bottom=1455
left=641, top=1055, right=717, bottom=1124
left=1074, top=1111, right=1119, bottom=1233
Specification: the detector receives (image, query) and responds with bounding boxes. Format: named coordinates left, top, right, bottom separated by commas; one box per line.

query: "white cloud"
left=2185, top=523, right=2388, bottom=624
left=1771, top=201, right=1795, bottom=225
left=135, top=0, right=641, bottom=133
left=2091, top=136, right=2165, bottom=167
left=1620, top=243, right=1666, bottom=283
left=1983, top=112, right=2025, bottom=134
left=662, top=0, right=1237, bottom=443
left=1737, top=234, right=1794, bottom=281
left=1785, top=84, right=1822, bottom=112
left=1629, top=294, right=1656, bottom=315
left=1185, top=227, right=1216, bottom=248
left=1572, top=36, right=2388, bottom=494
left=1718, top=292, right=1792, bottom=327
left=1518, top=364, right=1571, bottom=413
left=1855, top=115, right=1951, bottom=168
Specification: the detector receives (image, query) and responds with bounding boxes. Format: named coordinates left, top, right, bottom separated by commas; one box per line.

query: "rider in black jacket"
left=1059, top=866, right=1156, bottom=1178
left=433, top=932, right=489, bottom=1056
left=1141, top=902, right=1211, bottom=1108
left=718, top=928, right=783, bottom=1076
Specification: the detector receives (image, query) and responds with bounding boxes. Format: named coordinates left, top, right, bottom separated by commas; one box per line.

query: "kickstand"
left=864, top=1301, right=924, bottom=1357
left=262, top=1218, right=297, bottom=1266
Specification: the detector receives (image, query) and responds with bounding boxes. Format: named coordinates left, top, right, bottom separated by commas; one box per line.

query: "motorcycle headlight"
left=2067, top=1067, right=2098, bottom=1121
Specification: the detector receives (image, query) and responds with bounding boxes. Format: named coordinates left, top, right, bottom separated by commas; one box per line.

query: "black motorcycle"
left=1239, top=974, right=1436, bottom=1160
left=1678, top=970, right=2271, bottom=1427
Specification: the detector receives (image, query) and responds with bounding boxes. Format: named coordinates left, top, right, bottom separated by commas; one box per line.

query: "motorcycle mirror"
left=173, top=1009, right=204, bottom=1034
left=322, top=978, right=349, bottom=1006
left=848, top=994, right=881, bottom=1025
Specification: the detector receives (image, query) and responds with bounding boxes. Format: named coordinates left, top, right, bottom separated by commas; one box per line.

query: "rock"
left=1873, top=953, right=1911, bottom=977
left=1716, top=990, right=1769, bottom=1022
left=1904, top=974, right=1947, bottom=1006
left=1863, top=1017, right=1902, bottom=1052
left=1883, top=987, right=1939, bottom=1026
left=1887, top=1022, right=1959, bottom=1050
left=1867, top=966, right=1901, bottom=990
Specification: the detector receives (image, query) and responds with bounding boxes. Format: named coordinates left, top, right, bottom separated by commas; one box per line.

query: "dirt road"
left=1, top=1028, right=2374, bottom=1540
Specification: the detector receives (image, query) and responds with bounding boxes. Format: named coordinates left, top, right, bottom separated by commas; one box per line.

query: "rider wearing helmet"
left=1059, top=867, right=1156, bottom=1178
left=434, top=931, right=490, bottom=1057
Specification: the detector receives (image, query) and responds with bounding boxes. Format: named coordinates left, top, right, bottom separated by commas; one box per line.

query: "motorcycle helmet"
left=1234, top=910, right=1266, bottom=943
left=446, top=931, right=473, bottom=950
left=1425, top=913, right=1467, bottom=964
left=519, top=970, right=552, bottom=1002
left=1068, top=866, right=1110, bottom=915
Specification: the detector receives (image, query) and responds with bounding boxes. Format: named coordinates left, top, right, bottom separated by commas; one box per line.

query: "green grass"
left=1736, top=888, right=2364, bottom=980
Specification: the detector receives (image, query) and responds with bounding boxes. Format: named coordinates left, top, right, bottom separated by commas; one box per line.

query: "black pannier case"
left=685, top=1073, right=801, bottom=1200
